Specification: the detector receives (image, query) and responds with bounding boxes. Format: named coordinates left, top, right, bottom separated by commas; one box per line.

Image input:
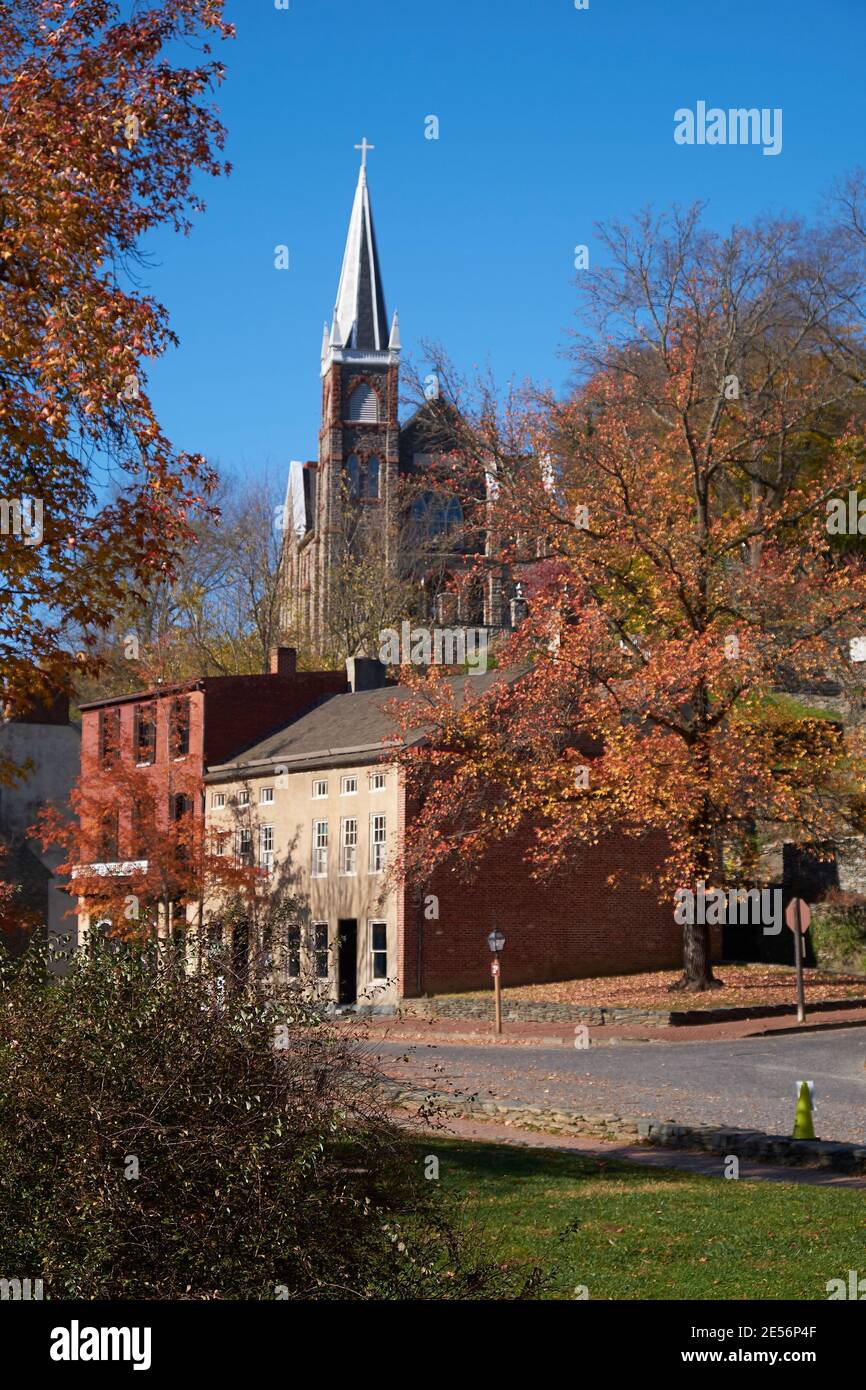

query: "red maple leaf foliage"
left=0, top=0, right=233, bottom=774
left=390, top=321, right=866, bottom=989
left=33, top=752, right=263, bottom=944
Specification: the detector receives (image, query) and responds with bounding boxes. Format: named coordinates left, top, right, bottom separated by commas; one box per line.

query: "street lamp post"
left=487, top=930, right=506, bottom=1034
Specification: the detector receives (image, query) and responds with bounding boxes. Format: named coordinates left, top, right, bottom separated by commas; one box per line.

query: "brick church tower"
left=283, top=142, right=401, bottom=653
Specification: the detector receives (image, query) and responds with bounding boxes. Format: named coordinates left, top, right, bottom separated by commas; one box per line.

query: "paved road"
left=369, top=1027, right=866, bottom=1143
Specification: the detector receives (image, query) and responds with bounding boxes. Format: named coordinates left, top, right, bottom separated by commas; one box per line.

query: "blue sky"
left=142, top=0, right=866, bottom=487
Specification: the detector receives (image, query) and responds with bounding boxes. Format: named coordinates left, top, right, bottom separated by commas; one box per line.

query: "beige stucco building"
left=204, top=671, right=403, bottom=1010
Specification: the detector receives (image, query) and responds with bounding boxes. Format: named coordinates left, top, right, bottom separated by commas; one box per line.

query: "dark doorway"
left=338, top=919, right=358, bottom=1005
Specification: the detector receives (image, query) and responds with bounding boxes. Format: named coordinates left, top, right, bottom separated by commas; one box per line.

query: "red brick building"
left=401, top=826, right=680, bottom=997
left=77, top=648, right=348, bottom=866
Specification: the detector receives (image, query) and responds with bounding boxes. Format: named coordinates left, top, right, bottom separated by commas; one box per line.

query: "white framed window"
left=312, top=779, right=328, bottom=799
left=260, top=787, right=274, bottom=804
left=313, top=923, right=329, bottom=979
left=237, top=790, right=250, bottom=807
left=340, top=817, right=358, bottom=875
left=211, top=792, right=225, bottom=808
left=312, top=819, right=328, bottom=877
left=370, top=771, right=386, bottom=792
left=260, top=825, right=274, bottom=874
left=340, top=775, right=358, bottom=795
left=235, top=827, right=252, bottom=862
left=369, top=813, right=386, bottom=873
left=371, top=921, right=388, bottom=980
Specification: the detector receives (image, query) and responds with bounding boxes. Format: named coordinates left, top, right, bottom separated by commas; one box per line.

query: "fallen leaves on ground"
left=438, top=964, right=866, bottom=1011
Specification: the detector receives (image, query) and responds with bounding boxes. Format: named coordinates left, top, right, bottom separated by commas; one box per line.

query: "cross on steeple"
left=354, top=136, right=375, bottom=169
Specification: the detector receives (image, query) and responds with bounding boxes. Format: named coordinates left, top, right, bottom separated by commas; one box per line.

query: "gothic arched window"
left=345, top=455, right=360, bottom=500
left=347, top=383, right=379, bottom=423
left=411, top=491, right=455, bottom=538
left=366, top=456, right=380, bottom=499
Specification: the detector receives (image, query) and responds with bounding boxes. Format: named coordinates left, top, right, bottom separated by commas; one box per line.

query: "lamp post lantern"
left=487, top=931, right=506, bottom=1033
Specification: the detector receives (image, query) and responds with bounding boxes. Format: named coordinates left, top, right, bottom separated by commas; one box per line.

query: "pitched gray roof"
left=207, top=669, right=519, bottom=779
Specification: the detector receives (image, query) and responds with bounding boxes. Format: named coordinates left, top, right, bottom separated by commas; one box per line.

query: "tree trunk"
left=671, top=691, right=725, bottom=992
left=669, top=918, right=724, bottom=992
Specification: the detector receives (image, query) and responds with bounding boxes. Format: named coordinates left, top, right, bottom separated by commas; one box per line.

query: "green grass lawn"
left=421, top=1137, right=866, bottom=1300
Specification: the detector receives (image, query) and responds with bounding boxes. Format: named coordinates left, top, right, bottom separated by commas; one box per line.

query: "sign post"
left=487, top=931, right=506, bottom=1035
left=785, top=898, right=811, bottom=1025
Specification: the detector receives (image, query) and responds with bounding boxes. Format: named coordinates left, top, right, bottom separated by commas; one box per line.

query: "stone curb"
left=381, top=1082, right=866, bottom=1174
left=397, top=996, right=866, bottom=1028
left=361, top=1017, right=866, bottom=1048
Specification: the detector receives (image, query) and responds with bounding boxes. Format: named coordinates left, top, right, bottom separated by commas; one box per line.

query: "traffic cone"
left=792, top=1081, right=816, bottom=1140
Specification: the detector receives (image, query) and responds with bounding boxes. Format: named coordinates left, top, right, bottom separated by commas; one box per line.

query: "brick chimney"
left=269, top=646, right=297, bottom=678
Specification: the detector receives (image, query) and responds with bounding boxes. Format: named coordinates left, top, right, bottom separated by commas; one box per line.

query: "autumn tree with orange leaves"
left=35, top=753, right=263, bottom=961
left=0, top=0, right=233, bottom=780
left=392, top=201, right=866, bottom=991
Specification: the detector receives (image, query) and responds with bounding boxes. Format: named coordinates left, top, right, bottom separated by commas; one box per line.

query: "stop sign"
left=785, top=898, right=811, bottom=934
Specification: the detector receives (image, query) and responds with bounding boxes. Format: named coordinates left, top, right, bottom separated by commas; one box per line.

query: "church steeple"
left=331, top=144, right=391, bottom=354
left=302, top=143, right=401, bottom=655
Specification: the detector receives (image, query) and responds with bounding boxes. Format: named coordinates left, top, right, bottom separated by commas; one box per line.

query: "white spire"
left=331, top=149, right=390, bottom=351
left=329, top=315, right=343, bottom=349
left=389, top=310, right=401, bottom=351
left=321, top=321, right=330, bottom=362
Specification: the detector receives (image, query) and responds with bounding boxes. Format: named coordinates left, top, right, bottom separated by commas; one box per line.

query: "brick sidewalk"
left=403, top=1112, right=866, bottom=1186
left=336, top=1004, right=866, bottom=1048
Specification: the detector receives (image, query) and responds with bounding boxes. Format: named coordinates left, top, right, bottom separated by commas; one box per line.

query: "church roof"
left=332, top=163, right=390, bottom=352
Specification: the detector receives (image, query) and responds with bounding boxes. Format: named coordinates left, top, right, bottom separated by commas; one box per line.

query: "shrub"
left=0, top=941, right=535, bottom=1299
left=810, top=894, right=866, bottom=975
